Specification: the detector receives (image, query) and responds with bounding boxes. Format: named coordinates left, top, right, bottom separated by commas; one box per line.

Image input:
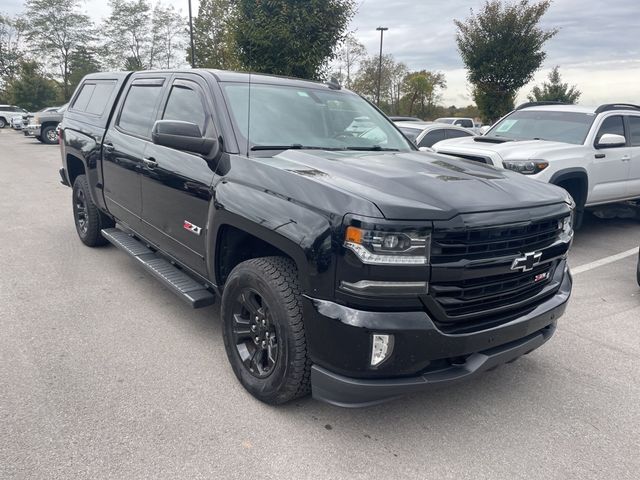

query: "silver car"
left=395, top=121, right=476, bottom=149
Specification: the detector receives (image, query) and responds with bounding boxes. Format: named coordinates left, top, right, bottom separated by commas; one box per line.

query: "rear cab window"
left=117, top=79, right=165, bottom=138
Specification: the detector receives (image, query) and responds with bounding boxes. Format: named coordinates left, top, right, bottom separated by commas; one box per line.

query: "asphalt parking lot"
left=1, top=129, right=639, bottom=480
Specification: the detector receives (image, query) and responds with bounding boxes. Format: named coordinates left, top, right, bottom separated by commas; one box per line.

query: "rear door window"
left=118, top=81, right=165, bottom=138
left=627, top=116, right=640, bottom=146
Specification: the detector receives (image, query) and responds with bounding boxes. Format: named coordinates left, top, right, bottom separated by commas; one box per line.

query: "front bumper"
left=25, top=124, right=41, bottom=136
left=305, top=265, right=571, bottom=407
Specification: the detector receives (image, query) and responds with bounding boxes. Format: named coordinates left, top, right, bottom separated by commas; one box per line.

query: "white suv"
left=433, top=102, right=640, bottom=227
left=0, top=105, right=28, bottom=129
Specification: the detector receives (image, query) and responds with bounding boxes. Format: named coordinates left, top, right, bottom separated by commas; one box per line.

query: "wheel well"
left=554, top=175, right=588, bottom=209
left=41, top=121, right=58, bottom=130
left=216, top=225, right=293, bottom=286
left=66, top=154, right=86, bottom=186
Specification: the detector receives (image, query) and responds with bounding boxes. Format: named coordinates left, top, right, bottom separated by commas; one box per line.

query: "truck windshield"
left=221, top=82, right=414, bottom=153
left=487, top=110, right=595, bottom=144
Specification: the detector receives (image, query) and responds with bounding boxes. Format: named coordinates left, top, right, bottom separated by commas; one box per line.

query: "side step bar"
left=101, top=228, right=215, bottom=308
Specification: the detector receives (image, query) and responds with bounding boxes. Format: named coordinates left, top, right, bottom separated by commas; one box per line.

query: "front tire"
left=72, top=175, right=114, bottom=247
left=221, top=257, right=311, bottom=405
left=0, top=118, right=6, bottom=128
left=41, top=125, right=58, bottom=144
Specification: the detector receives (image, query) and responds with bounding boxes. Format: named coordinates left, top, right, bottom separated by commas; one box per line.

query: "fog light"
left=371, top=334, right=394, bottom=367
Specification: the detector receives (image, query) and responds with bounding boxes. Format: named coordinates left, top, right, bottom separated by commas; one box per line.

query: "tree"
left=0, top=14, right=27, bottom=83
left=455, top=0, right=558, bottom=122
left=24, top=0, right=95, bottom=100
left=235, top=0, right=355, bottom=80
left=401, top=70, right=446, bottom=118
left=351, top=54, right=407, bottom=114
left=68, top=46, right=101, bottom=94
left=334, top=34, right=366, bottom=89
left=104, top=0, right=151, bottom=70
left=4, top=60, right=60, bottom=110
left=150, top=3, right=187, bottom=69
left=528, top=66, right=581, bottom=103
left=188, top=0, right=239, bottom=69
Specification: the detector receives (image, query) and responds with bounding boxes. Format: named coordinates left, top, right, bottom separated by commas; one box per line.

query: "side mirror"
left=596, top=133, right=626, bottom=149
left=151, top=120, right=217, bottom=155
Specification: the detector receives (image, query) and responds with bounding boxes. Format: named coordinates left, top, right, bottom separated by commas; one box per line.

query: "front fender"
left=209, top=180, right=338, bottom=298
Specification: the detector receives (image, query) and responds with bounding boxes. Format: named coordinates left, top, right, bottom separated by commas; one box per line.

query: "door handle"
left=142, top=156, right=158, bottom=167
left=103, top=142, right=114, bottom=152
left=595, top=153, right=605, bottom=159
left=621, top=155, right=631, bottom=161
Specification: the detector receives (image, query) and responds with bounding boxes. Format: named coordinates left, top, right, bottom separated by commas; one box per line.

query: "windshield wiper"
left=251, top=144, right=342, bottom=151
left=343, top=145, right=400, bottom=151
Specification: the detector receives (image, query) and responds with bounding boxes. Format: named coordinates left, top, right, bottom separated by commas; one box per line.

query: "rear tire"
left=0, top=118, right=6, bottom=128
left=72, top=175, right=114, bottom=247
left=221, top=257, right=311, bottom=405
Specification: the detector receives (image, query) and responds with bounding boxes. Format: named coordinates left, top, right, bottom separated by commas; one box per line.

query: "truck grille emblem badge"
left=511, top=251, right=542, bottom=272
left=183, top=221, right=202, bottom=236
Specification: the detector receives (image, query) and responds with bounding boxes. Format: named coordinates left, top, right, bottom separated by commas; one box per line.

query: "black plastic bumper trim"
left=311, top=321, right=557, bottom=408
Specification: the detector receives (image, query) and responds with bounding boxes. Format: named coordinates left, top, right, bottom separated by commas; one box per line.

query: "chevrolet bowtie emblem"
left=511, top=251, right=543, bottom=272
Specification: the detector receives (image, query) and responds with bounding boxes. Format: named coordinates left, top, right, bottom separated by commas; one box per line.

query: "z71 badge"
left=183, top=221, right=202, bottom=236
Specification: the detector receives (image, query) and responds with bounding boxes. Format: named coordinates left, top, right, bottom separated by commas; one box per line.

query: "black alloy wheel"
left=74, top=186, right=89, bottom=236
left=231, top=288, right=279, bottom=378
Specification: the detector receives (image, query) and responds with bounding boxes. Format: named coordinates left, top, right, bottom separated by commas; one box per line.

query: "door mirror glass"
left=596, top=133, right=626, bottom=149
left=151, top=120, right=217, bottom=155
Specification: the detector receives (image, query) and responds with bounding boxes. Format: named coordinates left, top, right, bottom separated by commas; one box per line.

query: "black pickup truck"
left=59, top=70, right=574, bottom=407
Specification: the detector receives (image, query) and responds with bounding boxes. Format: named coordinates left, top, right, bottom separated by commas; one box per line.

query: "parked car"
left=432, top=102, right=640, bottom=228
left=434, top=116, right=479, bottom=131
left=10, top=115, right=25, bottom=129
left=60, top=70, right=573, bottom=407
left=22, top=106, right=60, bottom=136
left=395, top=121, right=476, bottom=148
left=0, top=105, right=28, bottom=129
left=25, top=104, right=67, bottom=143
left=389, top=116, right=422, bottom=122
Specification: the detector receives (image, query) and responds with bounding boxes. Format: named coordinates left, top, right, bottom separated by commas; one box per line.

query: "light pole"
left=188, top=0, right=195, bottom=68
left=376, top=26, right=388, bottom=106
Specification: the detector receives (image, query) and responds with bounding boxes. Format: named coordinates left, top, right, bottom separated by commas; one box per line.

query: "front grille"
left=426, top=208, right=570, bottom=334
left=431, top=215, right=564, bottom=264
left=430, top=263, right=553, bottom=321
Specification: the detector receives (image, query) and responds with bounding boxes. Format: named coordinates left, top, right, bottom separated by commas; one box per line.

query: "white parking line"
left=572, top=248, right=639, bottom=275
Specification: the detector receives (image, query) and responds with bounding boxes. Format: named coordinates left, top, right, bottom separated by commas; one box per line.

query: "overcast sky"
left=4, top=0, right=639, bottom=106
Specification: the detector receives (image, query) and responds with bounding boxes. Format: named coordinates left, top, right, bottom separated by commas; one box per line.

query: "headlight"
left=503, top=159, right=549, bottom=175
left=344, top=224, right=430, bottom=265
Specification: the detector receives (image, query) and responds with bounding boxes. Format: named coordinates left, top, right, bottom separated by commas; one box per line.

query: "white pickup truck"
left=433, top=102, right=640, bottom=227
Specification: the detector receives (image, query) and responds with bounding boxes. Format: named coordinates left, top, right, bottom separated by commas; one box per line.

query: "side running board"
left=101, top=228, right=215, bottom=308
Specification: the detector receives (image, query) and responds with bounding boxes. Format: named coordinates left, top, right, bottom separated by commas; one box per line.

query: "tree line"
left=1, top=0, right=580, bottom=121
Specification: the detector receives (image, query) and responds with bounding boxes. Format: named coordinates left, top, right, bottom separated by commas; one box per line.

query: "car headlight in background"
left=344, top=225, right=430, bottom=265
left=503, top=159, right=549, bottom=175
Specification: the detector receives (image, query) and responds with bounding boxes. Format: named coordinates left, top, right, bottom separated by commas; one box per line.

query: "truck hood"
left=262, top=149, right=569, bottom=220
left=434, top=137, right=581, bottom=162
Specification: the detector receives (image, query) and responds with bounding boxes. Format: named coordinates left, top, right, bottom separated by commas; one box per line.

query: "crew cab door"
left=102, top=76, right=167, bottom=228
left=625, top=115, right=640, bottom=198
left=138, top=74, right=216, bottom=276
left=588, top=115, right=631, bottom=205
